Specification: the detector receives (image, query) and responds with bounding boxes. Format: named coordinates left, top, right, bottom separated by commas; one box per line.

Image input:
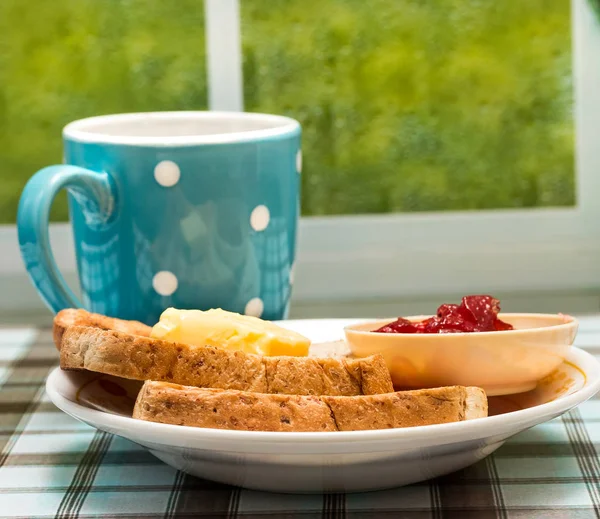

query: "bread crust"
left=60, top=326, right=394, bottom=396
left=53, top=309, right=151, bottom=350
left=133, top=382, right=488, bottom=432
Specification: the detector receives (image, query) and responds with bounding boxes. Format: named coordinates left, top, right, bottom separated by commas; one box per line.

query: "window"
left=241, top=0, right=575, bottom=215
left=238, top=0, right=600, bottom=302
left=2, top=0, right=600, bottom=313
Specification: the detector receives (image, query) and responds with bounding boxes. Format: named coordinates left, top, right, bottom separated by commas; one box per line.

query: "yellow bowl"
left=344, top=313, right=578, bottom=396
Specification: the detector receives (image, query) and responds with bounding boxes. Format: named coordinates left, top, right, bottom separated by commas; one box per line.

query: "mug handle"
left=17, top=165, right=116, bottom=313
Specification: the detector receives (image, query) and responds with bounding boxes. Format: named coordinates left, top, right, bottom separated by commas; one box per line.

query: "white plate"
left=46, top=319, right=600, bottom=493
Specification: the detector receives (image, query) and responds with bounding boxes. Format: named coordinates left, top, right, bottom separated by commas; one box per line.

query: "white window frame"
left=1, top=0, right=600, bottom=314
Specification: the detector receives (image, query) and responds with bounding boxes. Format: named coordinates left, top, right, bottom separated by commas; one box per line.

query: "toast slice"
left=53, top=309, right=151, bottom=350
left=133, top=381, right=488, bottom=432
left=60, top=326, right=394, bottom=396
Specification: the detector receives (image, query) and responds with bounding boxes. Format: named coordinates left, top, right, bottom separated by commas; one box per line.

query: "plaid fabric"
left=0, top=320, right=599, bottom=518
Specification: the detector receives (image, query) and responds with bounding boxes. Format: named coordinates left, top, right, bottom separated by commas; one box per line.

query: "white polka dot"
left=154, top=160, right=181, bottom=187
left=152, top=271, right=178, bottom=296
left=245, top=297, right=264, bottom=318
left=250, top=205, right=270, bottom=232
left=296, top=150, right=302, bottom=173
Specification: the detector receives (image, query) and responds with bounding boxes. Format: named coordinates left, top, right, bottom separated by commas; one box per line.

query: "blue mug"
left=17, top=112, right=301, bottom=324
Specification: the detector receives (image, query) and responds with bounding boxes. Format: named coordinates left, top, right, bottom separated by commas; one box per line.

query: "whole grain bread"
left=53, top=308, right=151, bottom=350
left=60, top=326, right=394, bottom=396
left=133, top=381, right=488, bottom=432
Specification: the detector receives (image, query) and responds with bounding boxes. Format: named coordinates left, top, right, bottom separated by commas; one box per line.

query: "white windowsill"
left=3, top=216, right=600, bottom=326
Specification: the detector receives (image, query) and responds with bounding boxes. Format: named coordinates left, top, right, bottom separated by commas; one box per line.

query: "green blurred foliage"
left=0, top=0, right=207, bottom=223
left=0, top=0, right=575, bottom=222
left=242, top=0, right=575, bottom=215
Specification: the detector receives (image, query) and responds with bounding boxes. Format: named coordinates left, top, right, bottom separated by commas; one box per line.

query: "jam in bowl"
left=344, top=296, right=578, bottom=396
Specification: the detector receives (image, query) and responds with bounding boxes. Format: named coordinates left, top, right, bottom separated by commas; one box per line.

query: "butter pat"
left=150, top=307, right=310, bottom=357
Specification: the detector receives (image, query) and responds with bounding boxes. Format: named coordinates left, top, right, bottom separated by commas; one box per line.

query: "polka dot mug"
left=17, top=112, right=301, bottom=324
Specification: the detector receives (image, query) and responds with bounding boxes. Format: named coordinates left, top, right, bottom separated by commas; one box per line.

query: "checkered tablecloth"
left=0, top=320, right=599, bottom=518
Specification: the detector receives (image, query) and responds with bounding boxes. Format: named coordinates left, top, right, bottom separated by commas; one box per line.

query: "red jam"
left=374, top=295, right=513, bottom=334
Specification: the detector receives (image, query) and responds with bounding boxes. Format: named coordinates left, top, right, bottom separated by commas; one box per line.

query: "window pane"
left=241, top=0, right=575, bottom=215
left=0, top=0, right=207, bottom=223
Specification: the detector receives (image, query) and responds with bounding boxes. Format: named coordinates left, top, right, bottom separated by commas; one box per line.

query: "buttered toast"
left=60, top=325, right=394, bottom=396
left=133, top=381, right=488, bottom=432
left=53, top=309, right=491, bottom=433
